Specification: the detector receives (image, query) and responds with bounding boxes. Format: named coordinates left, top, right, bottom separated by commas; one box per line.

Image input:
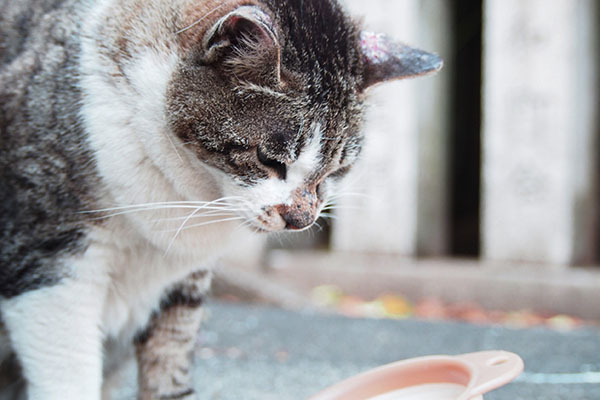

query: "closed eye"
left=328, top=165, right=351, bottom=180
left=257, top=148, right=287, bottom=180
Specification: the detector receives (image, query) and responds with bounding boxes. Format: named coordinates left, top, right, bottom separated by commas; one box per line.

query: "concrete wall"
left=332, top=0, right=452, bottom=256
left=481, top=0, right=599, bottom=265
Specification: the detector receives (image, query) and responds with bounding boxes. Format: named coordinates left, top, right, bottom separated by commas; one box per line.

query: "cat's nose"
left=276, top=204, right=314, bottom=230
left=275, top=188, right=319, bottom=230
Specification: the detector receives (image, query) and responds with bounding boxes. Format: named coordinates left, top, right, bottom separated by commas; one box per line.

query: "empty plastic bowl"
left=308, top=351, right=524, bottom=400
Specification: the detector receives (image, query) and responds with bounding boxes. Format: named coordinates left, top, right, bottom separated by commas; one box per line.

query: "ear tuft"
left=360, top=31, right=443, bottom=90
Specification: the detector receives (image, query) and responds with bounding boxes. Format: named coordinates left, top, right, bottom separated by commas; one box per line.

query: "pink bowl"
left=308, top=351, right=524, bottom=400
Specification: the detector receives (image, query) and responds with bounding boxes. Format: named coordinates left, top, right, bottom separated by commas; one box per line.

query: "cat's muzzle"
left=274, top=187, right=319, bottom=230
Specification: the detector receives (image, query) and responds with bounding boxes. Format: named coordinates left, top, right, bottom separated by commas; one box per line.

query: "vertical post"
left=417, top=0, right=453, bottom=256
left=482, top=0, right=599, bottom=264
left=332, top=0, right=451, bottom=255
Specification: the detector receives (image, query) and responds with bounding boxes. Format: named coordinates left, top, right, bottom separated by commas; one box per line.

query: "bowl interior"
left=308, top=357, right=472, bottom=400
left=365, top=383, right=467, bottom=400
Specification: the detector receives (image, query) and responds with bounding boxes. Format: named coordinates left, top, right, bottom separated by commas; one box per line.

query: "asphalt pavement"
left=112, top=300, right=600, bottom=399
left=192, top=301, right=600, bottom=400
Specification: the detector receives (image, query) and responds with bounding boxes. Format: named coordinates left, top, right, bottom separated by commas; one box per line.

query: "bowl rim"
left=307, top=350, right=524, bottom=400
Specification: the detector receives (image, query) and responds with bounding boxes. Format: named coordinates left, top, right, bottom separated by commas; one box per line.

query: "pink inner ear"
left=360, top=32, right=391, bottom=64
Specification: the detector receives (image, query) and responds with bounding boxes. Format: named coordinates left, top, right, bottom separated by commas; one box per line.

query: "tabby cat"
left=0, top=0, right=441, bottom=398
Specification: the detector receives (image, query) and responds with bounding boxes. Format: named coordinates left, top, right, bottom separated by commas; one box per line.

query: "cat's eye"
left=328, top=165, right=351, bottom=179
left=257, top=148, right=287, bottom=180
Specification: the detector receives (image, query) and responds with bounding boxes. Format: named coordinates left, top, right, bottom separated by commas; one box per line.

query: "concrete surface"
left=115, top=300, right=600, bottom=400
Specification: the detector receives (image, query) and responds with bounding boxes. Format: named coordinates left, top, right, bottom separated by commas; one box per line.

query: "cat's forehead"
left=265, top=0, right=364, bottom=106
left=166, top=0, right=366, bottom=186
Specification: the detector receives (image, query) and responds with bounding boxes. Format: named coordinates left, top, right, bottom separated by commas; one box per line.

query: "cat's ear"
left=202, top=6, right=280, bottom=84
left=359, top=32, right=443, bottom=91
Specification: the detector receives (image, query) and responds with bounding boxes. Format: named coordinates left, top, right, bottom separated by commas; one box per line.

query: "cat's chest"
left=91, top=218, right=236, bottom=343
left=100, top=248, right=191, bottom=341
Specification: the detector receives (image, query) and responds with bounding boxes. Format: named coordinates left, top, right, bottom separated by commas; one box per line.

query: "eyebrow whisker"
left=175, top=3, right=228, bottom=35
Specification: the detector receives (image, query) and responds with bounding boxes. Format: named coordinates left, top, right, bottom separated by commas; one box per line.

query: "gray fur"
left=0, top=0, right=100, bottom=297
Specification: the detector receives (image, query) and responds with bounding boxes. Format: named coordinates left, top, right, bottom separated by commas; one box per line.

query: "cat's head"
left=166, top=0, right=442, bottom=233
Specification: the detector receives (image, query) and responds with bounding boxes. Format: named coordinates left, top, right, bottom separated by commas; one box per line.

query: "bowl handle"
left=455, top=351, right=524, bottom=400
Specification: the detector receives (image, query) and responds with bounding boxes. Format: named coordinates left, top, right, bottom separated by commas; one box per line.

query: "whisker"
left=313, top=221, right=323, bottom=232
left=172, top=216, right=246, bottom=232
left=80, top=197, right=246, bottom=222
left=321, top=205, right=361, bottom=212
left=233, top=218, right=256, bottom=234
left=80, top=196, right=245, bottom=214
left=153, top=209, right=244, bottom=222
left=165, top=207, right=206, bottom=255
left=327, top=192, right=372, bottom=201
left=175, top=3, right=228, bottom=35
left=162, top=196, right=246, bottom=253
left=84, top=205, right=242, bottom=221
left=277, top=232, right=288, bottom=247
left=306, top=226, right=315, bottom=239
left=164, top=131, right=184, bottom=162
left=319, top=213, right=338, bottom=220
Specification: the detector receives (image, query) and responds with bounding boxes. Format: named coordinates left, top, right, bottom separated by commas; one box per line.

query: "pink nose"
left=276, top=204, right=313, bottom=230
left=275, top=188, right=318, bottom=230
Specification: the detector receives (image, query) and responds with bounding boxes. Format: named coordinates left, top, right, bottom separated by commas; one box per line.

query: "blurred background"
left=215, top=0, right=600, bottom=326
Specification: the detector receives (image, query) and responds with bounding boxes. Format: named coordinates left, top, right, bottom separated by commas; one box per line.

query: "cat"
left=0, top=0, right=442, bottom=398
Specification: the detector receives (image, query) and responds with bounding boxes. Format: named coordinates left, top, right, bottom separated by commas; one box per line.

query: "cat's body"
left=0, top=0, right=441, bottom=398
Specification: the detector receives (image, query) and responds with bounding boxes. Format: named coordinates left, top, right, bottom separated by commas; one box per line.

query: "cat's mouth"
left=250, top=220, right=317, bottom=234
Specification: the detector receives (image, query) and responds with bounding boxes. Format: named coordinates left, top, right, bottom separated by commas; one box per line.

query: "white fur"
left=90, top=223, right=213, bottom=341
left=1, top=250, right=108, bottom=400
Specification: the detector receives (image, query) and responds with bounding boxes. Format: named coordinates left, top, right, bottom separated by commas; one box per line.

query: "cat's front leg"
left=135, top=270, right=210, bottom=400
left=0, top=262, right=107, bottom=400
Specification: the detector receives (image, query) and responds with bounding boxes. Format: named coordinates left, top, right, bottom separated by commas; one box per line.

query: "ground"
left=113, top=300, right=600, bottom=400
